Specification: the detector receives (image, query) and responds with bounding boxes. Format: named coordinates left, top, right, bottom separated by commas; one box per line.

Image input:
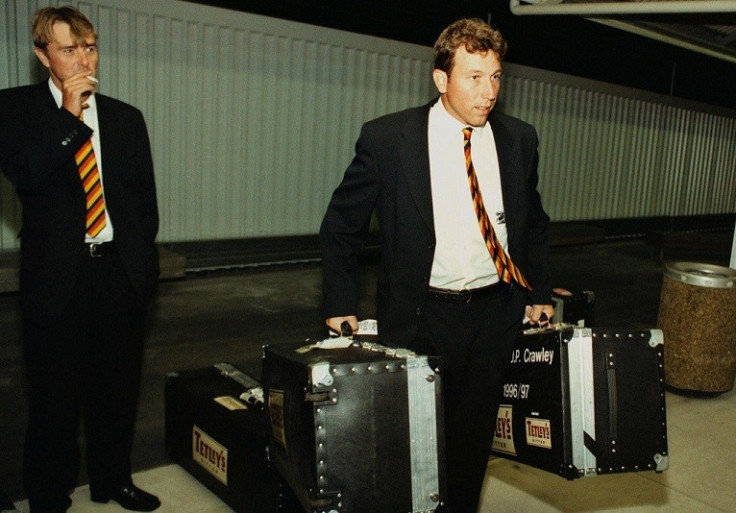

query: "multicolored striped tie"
left=76, top=108, right=107, bottom=237
left=463, top=127, right=531, bottom=290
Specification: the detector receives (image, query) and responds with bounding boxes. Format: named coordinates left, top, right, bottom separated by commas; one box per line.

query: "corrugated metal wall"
left=501, top=71, right=736, bottom=221
left=1, top=0, right=735, bottom=250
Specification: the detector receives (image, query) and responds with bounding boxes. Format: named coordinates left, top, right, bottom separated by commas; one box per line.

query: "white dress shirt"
left=428, top=99, right=508, bottom=290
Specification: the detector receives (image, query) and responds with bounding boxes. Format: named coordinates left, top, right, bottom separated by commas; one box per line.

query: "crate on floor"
left=165, top=363, right=302, bottom=513
left=492, top=326, right=668, bottom=480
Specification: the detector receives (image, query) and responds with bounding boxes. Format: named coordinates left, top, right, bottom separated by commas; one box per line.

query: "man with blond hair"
left=0, top=6, right=160, bottom=512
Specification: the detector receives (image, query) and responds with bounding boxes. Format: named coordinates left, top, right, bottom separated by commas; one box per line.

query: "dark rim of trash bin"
left=663, top=262, right=736, bottom=289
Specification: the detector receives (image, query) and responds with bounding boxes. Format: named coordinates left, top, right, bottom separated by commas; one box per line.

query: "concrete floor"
left=1, top=239, right=734, bottom=512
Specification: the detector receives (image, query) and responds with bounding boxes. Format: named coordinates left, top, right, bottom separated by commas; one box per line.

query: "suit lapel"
left=94, top=95, right=125, bottom=220
left=32, top=81, right=58, bottom=113
left=490, top=114, right=521, bottom=248
left=95, top=95, right=113, bottom=162
left=398, top=102, right=435, bottom=235
left=95, top=95, right=122, bottom=193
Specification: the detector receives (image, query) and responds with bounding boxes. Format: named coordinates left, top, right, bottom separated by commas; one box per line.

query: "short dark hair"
left=433, top=18, right=507, bottom=74
left=32, top=6, right=97, bottom=50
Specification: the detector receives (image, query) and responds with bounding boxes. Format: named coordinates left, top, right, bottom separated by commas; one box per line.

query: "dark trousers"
left=408, top=284, right=522, bottom=513
left=21, top=249, right=147, bottom=512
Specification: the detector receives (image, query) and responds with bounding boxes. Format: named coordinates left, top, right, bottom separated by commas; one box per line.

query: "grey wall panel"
left=500, top=67, right=736, bottom=221
left=1, top=0, right=734, bottom=251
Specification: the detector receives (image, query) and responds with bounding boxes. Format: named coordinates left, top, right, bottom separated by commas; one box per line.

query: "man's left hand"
left=526, top=304, right=555, bottom=326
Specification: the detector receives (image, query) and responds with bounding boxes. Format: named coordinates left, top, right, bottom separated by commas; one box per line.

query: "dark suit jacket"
left=320, top=99, right=552, bottom=346
left=0, top=81, right=159, bottom=325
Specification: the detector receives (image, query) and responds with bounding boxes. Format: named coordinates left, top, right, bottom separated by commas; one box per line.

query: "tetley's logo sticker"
left=192, top=425, right=228, bottom=484
left=492, top=404, right=516, bottom=456
left=525, top=417, right=552, bottom=449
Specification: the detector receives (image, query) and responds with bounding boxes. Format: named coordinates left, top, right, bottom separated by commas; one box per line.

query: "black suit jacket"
left=320, top=99, right=552, bottom=346
left=0, top=81, right=159, bottom=325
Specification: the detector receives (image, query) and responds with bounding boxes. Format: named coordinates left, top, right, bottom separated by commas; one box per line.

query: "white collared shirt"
left=48, top=79, right=113, bottom=243
left=428, top=99, right=507, bottom=290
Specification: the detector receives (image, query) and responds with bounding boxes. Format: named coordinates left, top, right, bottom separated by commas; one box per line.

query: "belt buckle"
left=88, top=243, right=103, bottom=258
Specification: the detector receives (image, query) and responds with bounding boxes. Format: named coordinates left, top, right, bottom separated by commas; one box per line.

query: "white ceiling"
left=510, top=0, right=736, bottom=64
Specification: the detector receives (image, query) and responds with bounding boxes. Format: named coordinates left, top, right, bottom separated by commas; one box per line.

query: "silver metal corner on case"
left=649, top=329, right=665, bottom=348
left=311, top=362, right=334, bottom=387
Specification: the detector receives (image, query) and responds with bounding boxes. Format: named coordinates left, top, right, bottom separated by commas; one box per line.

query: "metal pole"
left=731, top=219, right=736, bottom=269
left=510, top=0, right=736, bottom=16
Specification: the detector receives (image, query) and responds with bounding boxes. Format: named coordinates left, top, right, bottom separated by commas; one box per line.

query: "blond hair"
left=32, top=6, right=96, bottom=49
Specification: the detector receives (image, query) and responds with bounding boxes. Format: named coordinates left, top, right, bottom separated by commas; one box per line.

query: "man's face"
left=433, top=46, right=502, bottom=127
left=34, top=21, right=98, bottom=90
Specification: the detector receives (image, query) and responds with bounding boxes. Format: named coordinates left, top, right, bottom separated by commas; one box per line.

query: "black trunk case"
left=492, top=327, right=669, bottom=479
left=165, top=365, right=302, bottom=512
left=263, top=341, right=446, bottom=513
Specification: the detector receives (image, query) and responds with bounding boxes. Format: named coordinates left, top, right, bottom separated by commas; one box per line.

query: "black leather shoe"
left=1, top=488, right=19, bottom=513
left=90, top=484, right=160, bottom=512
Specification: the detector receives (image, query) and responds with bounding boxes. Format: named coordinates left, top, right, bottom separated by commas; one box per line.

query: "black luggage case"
left=491, top=327, right=669, bottom=480
left=262, top=339, right=446, bottom=513
left=551, top=288, right=595, bottom=327
left=165, top=363, right=302, bottom=512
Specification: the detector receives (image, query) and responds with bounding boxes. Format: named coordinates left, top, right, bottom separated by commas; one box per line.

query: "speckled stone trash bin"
left=657, top=262, right=736, bottom=394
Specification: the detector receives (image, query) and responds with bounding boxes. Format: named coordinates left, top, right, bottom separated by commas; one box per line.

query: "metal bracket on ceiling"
left=509, top=0, right=736, bottom=16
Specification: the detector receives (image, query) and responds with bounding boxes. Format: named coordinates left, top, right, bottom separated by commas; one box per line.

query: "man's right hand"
left=326, top=316, right=358, bottom=336
left=61, top=71, right=97, bottom=117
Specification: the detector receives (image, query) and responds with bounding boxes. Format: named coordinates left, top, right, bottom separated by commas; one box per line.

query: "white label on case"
left=525, top=417, right=552, bottom=449
left=268, top=389, right=287, bottom=449
left=492, top=405, right=516, bottom=456
left=213, top=395, right=247, bottom=411
left=192, top=425, right=228, bottom=484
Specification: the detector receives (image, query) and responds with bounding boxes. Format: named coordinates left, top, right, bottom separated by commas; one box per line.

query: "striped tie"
left=463, top=127, right=531, bottom=290
left=76, top=108, right=106, bottom=237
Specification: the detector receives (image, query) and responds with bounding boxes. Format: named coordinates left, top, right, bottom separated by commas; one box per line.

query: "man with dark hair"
left=0, top=6, right=160, bottom=512
left=320, top=18, right=554, bottom=512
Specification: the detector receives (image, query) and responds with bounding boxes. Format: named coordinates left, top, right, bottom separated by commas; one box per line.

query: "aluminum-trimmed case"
left=551, top=288, right=595, bottom=327
left=262, top=339, right=446, bottom=513
left=492, top=327, right=669, bottom=479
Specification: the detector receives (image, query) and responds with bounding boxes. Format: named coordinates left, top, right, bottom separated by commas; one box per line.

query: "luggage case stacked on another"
left=492, top=326, right=669, bottom=480
left=551, top=288, right=595, bottom=327
left=165, top=363, right=302, bottom=512
left=262, top=338, right=446, bottom=513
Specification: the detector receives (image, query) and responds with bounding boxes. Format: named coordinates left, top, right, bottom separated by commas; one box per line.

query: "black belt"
left=84, top=242, right=115, bottom=258
left=426, top=282, right=504, bottom=304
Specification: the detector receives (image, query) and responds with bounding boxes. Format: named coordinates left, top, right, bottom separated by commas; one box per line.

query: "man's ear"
left=34, top=47, right=50, bottom=68
left=432, top=69, right=448, bottom=94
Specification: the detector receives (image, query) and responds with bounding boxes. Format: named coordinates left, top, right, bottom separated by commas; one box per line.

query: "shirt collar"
left=431, top=97, right=489, bottom=139
left=47, top=77, right=97, bottom=113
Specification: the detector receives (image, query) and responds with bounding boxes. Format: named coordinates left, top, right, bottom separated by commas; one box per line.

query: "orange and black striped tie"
left=463, top=127, right=531, bottom=290
left=76, top=109, right=106, bottom=237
